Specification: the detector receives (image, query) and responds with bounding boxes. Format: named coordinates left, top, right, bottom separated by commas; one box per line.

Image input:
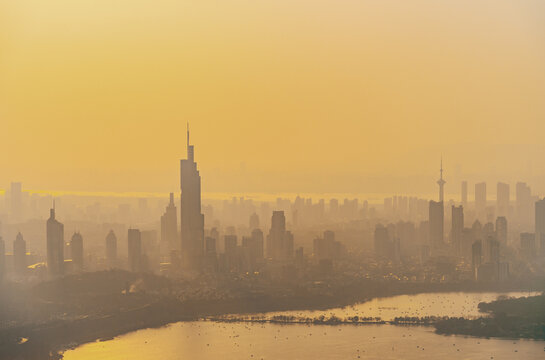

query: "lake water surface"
left=63, top=291, right=545, bottom=360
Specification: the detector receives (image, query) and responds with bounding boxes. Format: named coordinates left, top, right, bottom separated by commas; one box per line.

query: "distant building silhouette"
left=314, top=230, right=343, bottom=261
left=451, top=205, right=464, bottom=255
left=105, top=230, right=117, bottom=268
left=13, top=232, right=26, bottom=275
left=461, top=181, right=468, bottom=207
left=224, top=235, right=238, bottom=271
left=47, top=207, right=64, bottom=276
left=205, top=236, right=216, bottom=256
left=249, top=212, right=260, bottom=230
left=535, top=198, right=545, bottom=256
left=267, top=211, right=294, bottom=260
left=161, top=193, right=178, bottom=254
left=486, top=237, right=500, bottom=264
left=516, top=182, right=532, bottom=226
left=128, top=228, right=142, bottom=272
left=374, top=224, right=390, bottom=258
left=496, top=182, right=510, bottom=218
left=180, top=124, right=204, bottom=269
left=475, top=182, right=487, bottom=221
left=495, top=216, right=507, bottom=245
left=471, top=240, right=482, bottom=273
left=70, top=232, right=84, bottom=271
left=520, top=232, right=536, bottom=259
left=251, top=228, right=264, bottom=259
left=429, top=201, right=444, bottom=247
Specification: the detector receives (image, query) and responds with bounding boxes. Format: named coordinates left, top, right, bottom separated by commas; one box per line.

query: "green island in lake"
left=435, top=294, right=545, bottom=340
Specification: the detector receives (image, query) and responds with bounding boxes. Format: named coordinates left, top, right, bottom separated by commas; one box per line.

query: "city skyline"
left=1, top=1, right=545, bottom=358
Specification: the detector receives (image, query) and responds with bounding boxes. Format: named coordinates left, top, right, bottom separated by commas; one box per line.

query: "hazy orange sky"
left=1, top=0, right=545, bottom=195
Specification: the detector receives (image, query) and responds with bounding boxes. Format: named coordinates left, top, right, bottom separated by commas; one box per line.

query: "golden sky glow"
left=1, top=0, right=545, bottom=195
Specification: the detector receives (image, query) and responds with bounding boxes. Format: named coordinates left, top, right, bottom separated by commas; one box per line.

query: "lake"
left=63, top=291, right=545, bottom=360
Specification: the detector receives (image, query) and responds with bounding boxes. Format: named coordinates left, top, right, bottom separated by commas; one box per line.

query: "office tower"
left=161, top=193, right=178, bottom=253
left=202, top=236, right=217, bottom=272
left=47, top=207, right=64, bottom=276
left=128, top=229, right=142, bottom=272
left=210, top=227, right=220, bottom=251
left=383, top=198, right=392, bottom=217
left=285, top=231, right=294, bottom=258
left=496, top=182, right=510, bottom=218
left=205, top=237, right=216, bottom=255
left=429, top=201, right=444, bottom=247
left=224, top=235, right=237, bottom=254
left=223, top=235, right=237, bottom=250
left=516, top=182, right=532, bottom=226
left=180, top=125, right=205, bottom=269
left=409, top=198, right=419, bottom=221
left=535, top=198, right=545, bottom=254
left=105, top=230, right=117, bottom=268
left=471, top=240, right=482, bottom=270
left=486, top=237, right=500, bottom=263
left=314, top=231, right=332, bottom=261
left=495, top=216, right=507, bottom=245
left=70, top=232, right=84, bottom=271
left=418, top=220, right=429, bottom=245
left=461, top=228, right=473, bottom=260
left=520, top=232, right=536, bottom=259
left=451, top=205, right=464, bottom=254
left=482, top=222, right=495, bottom=239
left=461, top=181, right=468, bottom=207
left=314, top=230, right=342, bottom=261
left=475, top=182, right=487, bottom=221
left=224, top=235, right=237, bottom=271
left=13, top=232, right=26, bottom=274
left=251, top=228, right=264, bottom=259
left=329, top=199, right=339, bottom=218
left=242, top=234, right=262, bottom=271
left=141, top=230, right=159, bottom=273
left=267, top=211, right=293, bottom=260
left=374, top=224, right=390, bottom=257
left=267, top=211, right=284, bottom=259
left=10, top=182, right=23, bottom=222
left=249, top=213, right=260, bottom=230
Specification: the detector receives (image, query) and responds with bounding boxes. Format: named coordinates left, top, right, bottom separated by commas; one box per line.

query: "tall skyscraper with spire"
left=180, top=124, right=204, bottom=269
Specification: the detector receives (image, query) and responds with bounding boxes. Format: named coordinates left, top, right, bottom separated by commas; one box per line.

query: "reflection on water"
left=63, top=292, right=544, bottom=360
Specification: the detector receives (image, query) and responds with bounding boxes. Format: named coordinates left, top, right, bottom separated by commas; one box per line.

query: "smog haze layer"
left=1, top=0, right=545, bottom=194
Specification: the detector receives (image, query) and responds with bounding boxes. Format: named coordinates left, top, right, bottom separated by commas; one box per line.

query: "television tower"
left=437, top=157, right=446, bottom=202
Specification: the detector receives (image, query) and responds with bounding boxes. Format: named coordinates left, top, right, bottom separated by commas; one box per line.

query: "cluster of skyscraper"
left=373, top=160, right=545, bottom=282
left=3, top=136, right=545, bottom=283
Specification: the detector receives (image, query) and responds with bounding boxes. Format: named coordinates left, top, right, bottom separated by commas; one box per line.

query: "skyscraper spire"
left=437, top=156, right=446, bottom=202
left=186, top=122, right=194, bottom=162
